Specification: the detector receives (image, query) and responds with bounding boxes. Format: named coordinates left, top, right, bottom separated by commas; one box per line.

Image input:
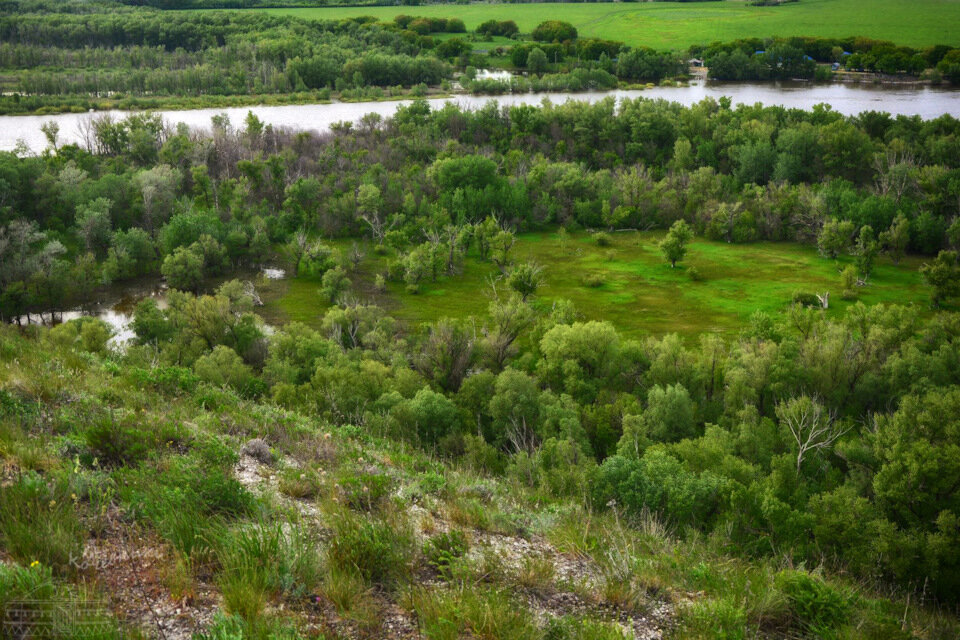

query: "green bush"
left=423, top=529, right=469, bottom=577
left=84, top=411, right=181, bottom=467
left=774, top=570, right=850, bottom=633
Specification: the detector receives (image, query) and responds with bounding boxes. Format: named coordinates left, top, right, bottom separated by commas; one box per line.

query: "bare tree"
left=775, top=395, right=847, bottom=474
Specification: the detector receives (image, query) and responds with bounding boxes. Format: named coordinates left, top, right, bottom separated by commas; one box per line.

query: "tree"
left=854, top=225, right=879, bottom=279
left=320, top=266, right=351, bottom=304
left=920, top=250, right=960, bottom=308
left=403, top=388, right=461, bottom=447
left=817, top=219, right=855, bottom=259
left=775, top=395, right=846, bottom=475
left=643, top=383, right=697, bottom=443
left=507, top=263, right=543, bottom=301
left=161, top=246, right=204, bottom=292
left=489, top=368, right=542, bottom=452
left=357, top=183, right=394, bottom=247
left=484, top=294, right=534, bottom=371
left=527, top=47, right=548, bottom=74
left=194, top=345, right=256, bottom=393
left=879, top=214, right=909, bottom=265
left=532, top=20, right=577, bottom=43
left=75, top=198, right=113, bottom=255
left=659, top=219, right=693, bottom=268
left=491, top=229, right=516, bottom=271
left=416, top=318, right=477, bottom=393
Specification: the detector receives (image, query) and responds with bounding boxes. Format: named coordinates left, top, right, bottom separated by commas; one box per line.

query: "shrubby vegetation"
left=2, top=32, right=960, bottom=634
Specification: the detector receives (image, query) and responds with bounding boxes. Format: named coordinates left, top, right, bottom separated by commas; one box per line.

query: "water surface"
left=3, top=82, right=958, bottom=152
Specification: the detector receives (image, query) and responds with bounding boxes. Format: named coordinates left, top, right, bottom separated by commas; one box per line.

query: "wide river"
left=2, top=82, right=959, bottom=152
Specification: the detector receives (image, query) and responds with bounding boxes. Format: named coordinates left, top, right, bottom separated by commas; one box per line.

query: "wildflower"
left=71, top=493, right=78, bottom=502
left=30, top=560, right=40, bottom=568
left=48, top=500, right=56, bottom=508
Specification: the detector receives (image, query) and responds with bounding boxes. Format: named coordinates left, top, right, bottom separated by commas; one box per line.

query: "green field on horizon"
left=249, top=0, right=960, bottom=50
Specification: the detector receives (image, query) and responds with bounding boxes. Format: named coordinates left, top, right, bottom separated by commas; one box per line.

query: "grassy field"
left=255, top=0, right=960, bottom=50
left=259, top=231, right=930, bottom=338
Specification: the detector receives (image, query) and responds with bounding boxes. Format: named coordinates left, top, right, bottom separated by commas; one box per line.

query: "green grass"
left=263, top=231, right=929, bottom=338
left=252, top=0, right=960, bottom=50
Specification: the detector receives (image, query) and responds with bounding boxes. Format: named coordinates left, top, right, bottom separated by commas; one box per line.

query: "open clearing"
left=251, top=0, right=960, bottom=50
left=259, top=230, right=930, bottom=338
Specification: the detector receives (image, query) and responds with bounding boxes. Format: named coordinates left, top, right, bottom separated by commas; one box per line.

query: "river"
left=2, top=81, right=959, bottom=152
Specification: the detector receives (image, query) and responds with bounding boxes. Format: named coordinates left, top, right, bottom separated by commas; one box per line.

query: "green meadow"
left=259, top=231, right=929, bottom=338
left=255, top=0, right=960, bottom=50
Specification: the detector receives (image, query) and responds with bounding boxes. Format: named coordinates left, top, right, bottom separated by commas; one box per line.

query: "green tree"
left=507, top=263, right=543, bottom=301
left=75, top=198, right=112, bottom=255
left=920, top=250, right=960, bottom=308
left=161, top=246, right=204, bottom=292
left=320, top=266, right=351, bottom=304
left=854, top=225, right=879, bottom=279
left=879, top=214, right=910, bottom=265
left=659, top=219, right=693, bottom=268
left=643, top=383, right=697, bottom=443
left=527, top=47, right=548, bottom=74
left=817, top=219, right=855, bottom=259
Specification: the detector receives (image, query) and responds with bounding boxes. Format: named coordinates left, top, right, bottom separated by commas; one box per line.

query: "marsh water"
left=12, top=268, right=286, bottom=345
left=2, top=81, right=959, bottom=152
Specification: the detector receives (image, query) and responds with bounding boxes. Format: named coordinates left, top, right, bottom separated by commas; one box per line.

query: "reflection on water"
left=11, top=267, right=285, bottom=346
left=2, top=82, right=958, bottom=152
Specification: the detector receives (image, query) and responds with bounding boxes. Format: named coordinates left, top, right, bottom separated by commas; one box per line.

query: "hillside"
left=1, top=315, right=957, bottom=640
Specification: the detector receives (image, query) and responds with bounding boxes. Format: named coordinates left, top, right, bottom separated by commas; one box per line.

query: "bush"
left=85, top=411, right=180, bottom=467
left=582, top=273, right=605, bottom=288
left=792, top=291, right=821, bottom=307
left=774, top=570, right=850, bottom=633
left=423, top=529, right=469, bottom=577
left=593, top=231, right=612, bottom=246
left=532, top=20, right=577, bottom=43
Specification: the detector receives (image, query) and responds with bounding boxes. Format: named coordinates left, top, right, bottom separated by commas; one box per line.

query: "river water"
left=2, top=82, right=959, bottom=152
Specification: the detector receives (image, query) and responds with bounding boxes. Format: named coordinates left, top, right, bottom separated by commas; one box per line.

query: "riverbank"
left=4, top=82, right=958, bottom=152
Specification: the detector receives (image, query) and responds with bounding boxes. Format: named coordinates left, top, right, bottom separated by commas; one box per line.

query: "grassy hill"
left=1, top=326, right=955, bottom=640
left=256, top=0, right=960, bottom=50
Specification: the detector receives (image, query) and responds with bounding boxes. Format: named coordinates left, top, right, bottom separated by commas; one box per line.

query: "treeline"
left=700, top=36, right=960, bottom=81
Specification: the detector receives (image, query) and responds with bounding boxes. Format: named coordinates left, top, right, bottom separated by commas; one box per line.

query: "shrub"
left=423, top=529, right=469, bottom=577
left=582, top=273, right=605, bottom=288
left=792, top=291, right=821, bottom=307
left=593, top=231, right=612, bottom=246
left=532, top=20, right=577, bottom=43
left=774, top=570, right=850, bottom=633
left=84, top=411, right=177, bottom=467
left=680, top=597, right=747, bottom=640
